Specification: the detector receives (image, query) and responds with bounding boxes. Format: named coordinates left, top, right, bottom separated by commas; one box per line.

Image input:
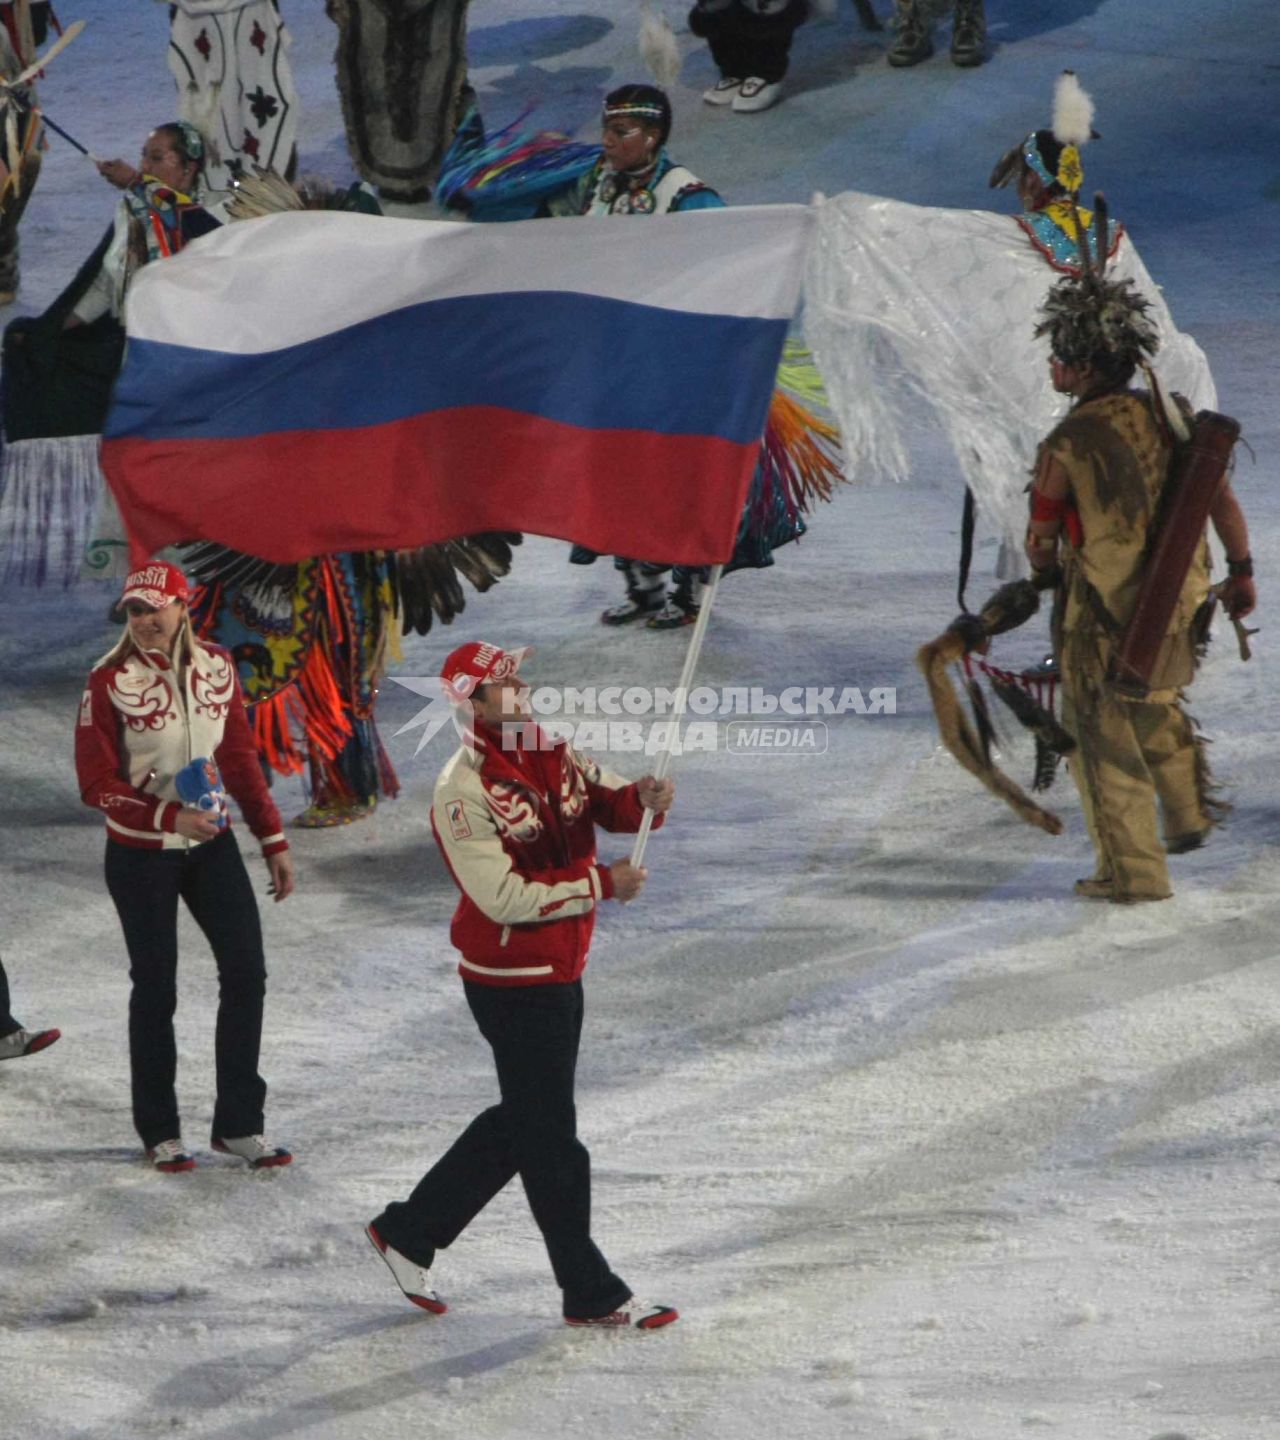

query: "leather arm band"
left=1227, top=555, right=1254, bottom=579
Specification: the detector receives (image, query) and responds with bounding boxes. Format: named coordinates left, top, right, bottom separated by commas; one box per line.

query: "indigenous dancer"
left=67, top=121, right=223, bottom=328
left=178, top=172, right=521, bottom=827
left=0, top=1, right=47, bottom=306
left=806, top=73, right=1215, bottom=565
left=327, top=0, right=472, bottom=204
left=545, top=84, right=725, bottom=629
left=0, top=120, right=221, bottom=587
left=1025, top=265, right=1254, bottom=902
left=437, top=83, right=842, bottom=630
left=165, top=0, right=299, bottom=191
left=689, top=0, right=810, bottom=114
left=887, top=0, right=985, bottom=68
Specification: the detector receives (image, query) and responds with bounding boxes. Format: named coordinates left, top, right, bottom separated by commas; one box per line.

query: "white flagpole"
left=629, top=562, right=724, bottom=867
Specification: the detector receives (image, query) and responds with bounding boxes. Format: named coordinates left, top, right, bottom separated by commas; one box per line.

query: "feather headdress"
left=1048, top=70, right=1094, bottom=195
left=1035, top=192, right=1159, bottom=370
left=990, top=70, right=1098, bottom=197
left=1051, top=71, right=1094, bottom=147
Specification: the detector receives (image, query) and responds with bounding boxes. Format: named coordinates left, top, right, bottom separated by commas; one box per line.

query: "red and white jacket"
left=430, top=722, right=660, bottom=987
left=75, top=641, right=288, bottom=855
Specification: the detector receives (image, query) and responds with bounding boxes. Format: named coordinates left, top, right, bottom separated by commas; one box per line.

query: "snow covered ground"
left=3, top=2, right=1279, bottom=1437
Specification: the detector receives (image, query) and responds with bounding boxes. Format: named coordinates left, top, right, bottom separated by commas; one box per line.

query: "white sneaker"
left=702, top=76, right=742, bottom=105
left=147, top=1138, right=196, bottom=1174
left=0, top=1026, right=60, bottom=1061
left=732, top=77, right=783, bottom=113
left=565, top=1297, right=679, bottom=1330
left=212, top=1133, right=293, bottom=1169
left=366, top=1223, right=447, bottom=1314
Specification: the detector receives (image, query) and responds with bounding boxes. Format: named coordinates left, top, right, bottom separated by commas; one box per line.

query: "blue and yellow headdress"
left=989, top=71, right=1095, bottom=200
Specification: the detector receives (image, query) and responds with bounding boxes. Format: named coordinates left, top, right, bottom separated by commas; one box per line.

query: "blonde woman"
left=75, top=561, right=295, bottom=1172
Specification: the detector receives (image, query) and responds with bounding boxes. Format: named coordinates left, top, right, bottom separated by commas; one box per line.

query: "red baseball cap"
left=440, top=641, right=531, bottom=704
left=119, top=560, right=191, bottom=610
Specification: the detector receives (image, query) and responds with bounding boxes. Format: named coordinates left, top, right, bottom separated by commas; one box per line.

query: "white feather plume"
left=1052, top=70, right=1094, bottom=147
left=638, top=5, right=682, bottom=90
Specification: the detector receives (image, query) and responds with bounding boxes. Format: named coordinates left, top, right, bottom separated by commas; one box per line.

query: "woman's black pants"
left=104, top=830, right=268, bottom=1149
left=372, top=978, right=631, bottom=1319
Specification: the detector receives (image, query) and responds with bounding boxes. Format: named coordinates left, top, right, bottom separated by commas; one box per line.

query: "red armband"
left=1030, top=489, right=1084, bottom=548
left=1030, top=490, right=1068, bottom=523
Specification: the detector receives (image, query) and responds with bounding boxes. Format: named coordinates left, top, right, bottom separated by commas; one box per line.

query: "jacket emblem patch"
left=447, top=800, right=473, bottom=840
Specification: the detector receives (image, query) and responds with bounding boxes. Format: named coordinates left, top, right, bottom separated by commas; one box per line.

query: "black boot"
left=646, top=576, right=702, bottom=631
left=601, top=562, right=666, bottom=626
left=950, top=0, right=986, bottom=67
left=887, top=0, right=933, bottom=67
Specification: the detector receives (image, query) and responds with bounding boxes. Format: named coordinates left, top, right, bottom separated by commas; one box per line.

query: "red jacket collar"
left=472, top=719, right=565, bottom=787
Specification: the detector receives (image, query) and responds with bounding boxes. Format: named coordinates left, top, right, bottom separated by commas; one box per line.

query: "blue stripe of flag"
left=106, top=290, right=786, bottom=446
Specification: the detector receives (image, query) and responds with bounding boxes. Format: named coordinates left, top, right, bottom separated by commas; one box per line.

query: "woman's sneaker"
left=365, top=1223, right=447, bottom=1314
left=147, top=1138, right=196, bottom=1174
left=212, top=1134, right=293, bottom=1169
left=565, top=1298, right=679, bottom=1330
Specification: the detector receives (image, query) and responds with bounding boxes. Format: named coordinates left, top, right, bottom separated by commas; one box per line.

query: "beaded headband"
left=602, top=102, right=665, bottom=122
left=165, top=119, right=205, bottom=163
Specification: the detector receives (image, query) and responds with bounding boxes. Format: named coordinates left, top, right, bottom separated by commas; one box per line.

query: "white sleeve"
left=432, top=772, right=603, bottom=926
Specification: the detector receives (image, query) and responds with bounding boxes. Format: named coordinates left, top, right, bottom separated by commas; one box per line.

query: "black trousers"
left=104, top=830, right=268, bottom=1149
left=373, top=979, right=631, bottom=1318
left=690, top=0, right=809, bottom=84
left=0, top=956, right=19, bottom=1036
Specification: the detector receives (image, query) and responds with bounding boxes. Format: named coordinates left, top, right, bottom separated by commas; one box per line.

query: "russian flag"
left=101, top=206, right=814, bottom=567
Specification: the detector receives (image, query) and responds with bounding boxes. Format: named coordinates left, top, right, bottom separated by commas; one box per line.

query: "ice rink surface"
left=2, top=2, right=1279, bottom=1437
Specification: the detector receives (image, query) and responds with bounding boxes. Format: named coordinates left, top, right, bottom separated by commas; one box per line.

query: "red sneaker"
left=147, top=1139, right=196, bottom=1174
left=212, top=1134, right=293, bottom=1169
left=565, top=1299, right=679, bottom=1330
left=365, top=1224, right=447, bottom=1314
left=0, top=1026, right=61, bottom=1061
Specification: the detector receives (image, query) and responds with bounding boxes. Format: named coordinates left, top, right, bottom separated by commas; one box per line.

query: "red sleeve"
left=588, top=779, right=666, bottom=836
left=213, top=664, right=288, bottom=856
left=75, top=667, right=177, bottom=832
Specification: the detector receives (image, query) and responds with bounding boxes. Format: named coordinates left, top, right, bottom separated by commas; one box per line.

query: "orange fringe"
left=766, top=388, right=843, bottom=510
left=252, top=628, right=353, bottom=777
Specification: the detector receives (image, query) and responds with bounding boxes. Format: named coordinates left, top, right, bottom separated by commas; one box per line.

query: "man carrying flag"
left=366, top=640, right=679, bottom=1329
